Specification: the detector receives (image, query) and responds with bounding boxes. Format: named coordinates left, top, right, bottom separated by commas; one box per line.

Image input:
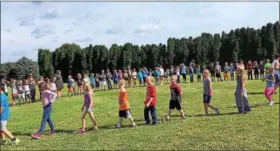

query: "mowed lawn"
left=2, top=80, right=279, bottom=150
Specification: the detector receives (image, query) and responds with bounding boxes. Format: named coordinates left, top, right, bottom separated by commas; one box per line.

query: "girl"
left=202, top=70, right=220, bottom=116
left=23, top=79, right=31, bottom=104
left=31, top=82, right=57, bottom=139
left=264, top=67, right=275, bottom=106
left=79, top=83, right=98, bottom=134
left=116, top=80, right=136, bottom=128
left=77, top=74, right=83, bottom=96
left=11, top=80, right=18, bottom=106
left=50, top=77, right=57, bottom=93
left=17, top=80, right=25, bottom=104
left=235, top=66, right=251, bottom=113
left=166, top=75, right=186, bottom=121
left=132, top=69, right=137, bottom=88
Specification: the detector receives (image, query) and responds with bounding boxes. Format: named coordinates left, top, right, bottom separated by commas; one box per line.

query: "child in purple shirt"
left=31, top=82, right=57, bottom=139
left=78, top=82, right=98, bottom=134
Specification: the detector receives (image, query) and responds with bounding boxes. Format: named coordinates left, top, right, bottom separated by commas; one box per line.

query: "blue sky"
left=1, top=2, right=279, bottom=63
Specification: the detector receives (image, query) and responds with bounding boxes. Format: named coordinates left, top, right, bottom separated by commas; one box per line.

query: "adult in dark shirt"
left=106, top=69, right=113, bottom=90
left=253, top=61, right=259, bottom=80
left=28, top=73, right=36, bottom=103
left=55, top=70, right=64, bottom=98
left=259, top=61, right=265, bottom=79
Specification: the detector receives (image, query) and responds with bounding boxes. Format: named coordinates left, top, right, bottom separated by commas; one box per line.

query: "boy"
left=203, top=70, right=220, bottom=116
left=144, top=76, right=158, bottom=125
left=223, top=62, right=230, bottom=81
left=67, top=75, right=75, bottom=97
left=166, top=75, right=186, bottom=121
left=0, top=83, right=20, bottom=145
left=116, top=80, right=136, bottom=128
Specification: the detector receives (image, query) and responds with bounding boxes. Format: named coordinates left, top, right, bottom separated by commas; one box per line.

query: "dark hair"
left=0, top=82, right=5, bottom=92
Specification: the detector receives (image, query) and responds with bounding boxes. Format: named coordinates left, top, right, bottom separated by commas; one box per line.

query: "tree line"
left=1, top=21, right=279, bottom=81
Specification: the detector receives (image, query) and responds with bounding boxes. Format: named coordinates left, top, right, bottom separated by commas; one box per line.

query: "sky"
left=1, top=2, right=279, bottom=63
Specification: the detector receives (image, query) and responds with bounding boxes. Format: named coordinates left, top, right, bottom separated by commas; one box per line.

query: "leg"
left=144, top=107, right=150, bottom=124
left=88, top=112, right=98, bottom=129
left=38, top=106, right=51, bottom=135
left=117, top=117, right=123, bottom=128
left=46, top=117, right=55, bottom=133
left=126, top=110, right=136, bottom=126
left=81, top=112, right=88, bottom=131
left=150, top=106, right=158, bottom=124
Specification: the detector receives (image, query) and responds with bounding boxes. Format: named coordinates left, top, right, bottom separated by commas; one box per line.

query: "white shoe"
left=269, top=101, right=274, bottom=106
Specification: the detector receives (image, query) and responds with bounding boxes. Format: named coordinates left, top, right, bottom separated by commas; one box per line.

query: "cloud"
left=39, top=8, right=59, bottom=19
left=31, top=25, right=55, bottom=39
left=64, top=29, right=73, bottom=34
left=105, top=26, right=123, bottom=35
left=72, top=21, right=79, bottom=26
left=4, top=29, right=11, bottom=33
left=31, top=1, right=43, bottom=6
left=134, top=24, right=160, bottom=35
left=18, top=15, right=35, bottom=26
left=76, top=37, right=93, bottom=43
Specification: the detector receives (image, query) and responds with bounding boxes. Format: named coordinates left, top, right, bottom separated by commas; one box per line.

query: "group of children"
left=1, top=59, right=279, bottom=145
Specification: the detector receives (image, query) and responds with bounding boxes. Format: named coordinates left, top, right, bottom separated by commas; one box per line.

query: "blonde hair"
left=118, top=79, right=126, bottom=87
left=146, top=76, right=154, bottom=83
left=171, top=75, right=177, bottom=81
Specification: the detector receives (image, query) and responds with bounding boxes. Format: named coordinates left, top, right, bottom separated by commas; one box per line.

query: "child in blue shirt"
left=0, top=83, right=20, bottom=145
left=138, top=69, right=144, bottom=87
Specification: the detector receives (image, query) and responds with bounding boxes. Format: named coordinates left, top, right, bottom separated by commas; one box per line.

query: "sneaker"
left=116, top=124, right=121, bottom=128
left=31, top=133, right=41, bottom=139
left=270, top=101, right=274, bottom=106
left=11, top=138, right=20, bottom=145
left=166, top=116, right=171, bottom=121
left=78, top=129, right=85, bottom=134
left=216, top=108, right=220, bottom=115
left=50, top=131, right=56, bottom=135
left=145, top=121, right=151, bottom=125
left=132, top=123, right=137, bottom=128
left=152, top=122, right=157, bottom=125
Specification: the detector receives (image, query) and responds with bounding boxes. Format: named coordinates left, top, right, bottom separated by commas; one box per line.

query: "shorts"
left=203, top=94, right=212, bottom=104
left=169, top=101, right=181, bottom=110
left=216, top=73, right=221, bottom=78
left=0, top=121, right=7, bottom=130
left=101, top=81, right=107, bottom=86
left=275, top=74, right=280, bottom=85
left=68, top=88, right=73, bottom=92
left=12, top=93, right=18, bottom=100
left=85, top=107, right=93, bottom=112
left=119, top=109, right=131, bottom=118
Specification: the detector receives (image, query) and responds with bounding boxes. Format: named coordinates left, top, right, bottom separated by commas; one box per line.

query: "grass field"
left=1, top=80, right=279, bottom=150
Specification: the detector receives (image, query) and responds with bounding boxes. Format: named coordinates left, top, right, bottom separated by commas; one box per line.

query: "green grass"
left=2, top=80, right=279, bottom=150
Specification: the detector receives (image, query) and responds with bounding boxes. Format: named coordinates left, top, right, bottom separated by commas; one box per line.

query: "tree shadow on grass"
left=247, top=92, right=264, bottom=95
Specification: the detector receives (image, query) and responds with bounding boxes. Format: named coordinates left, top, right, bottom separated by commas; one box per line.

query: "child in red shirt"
left=166, top=75, right=186, bottom=121
left=144, top=76, right=158, bottom=125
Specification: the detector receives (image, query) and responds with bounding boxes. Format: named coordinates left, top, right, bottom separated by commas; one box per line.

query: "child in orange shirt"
left=116, top=80, right=136, bottom=128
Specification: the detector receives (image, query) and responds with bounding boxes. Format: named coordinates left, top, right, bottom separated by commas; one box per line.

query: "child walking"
left=116, top=80, right=136, bottom=128
left=79, top=83, right=98, bottom=134
left=144, top=76, right=158, bottom=125
left=234, top=66, right=251, bottom=114
left=23, top=80, right=31, bottom=104
left=203, top=70, right=220, bottom=116
left=11, top=80, right=18, bottom=106
left=264, top=67, right=275, bottom=106
left=166, top=75, right=186, bottom=121
left=31, top=82, right=57, bottom=139
left=17, top=80, right=25, bottom=104
left=0, top=83, right=20, bottom=145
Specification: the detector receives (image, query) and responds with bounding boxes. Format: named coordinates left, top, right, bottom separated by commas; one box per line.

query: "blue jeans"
left=144, top=106, right=157, bottom=124
left=38, top=104, right=55, bottom=134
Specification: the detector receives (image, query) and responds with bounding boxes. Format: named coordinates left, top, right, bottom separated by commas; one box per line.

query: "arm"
left=45, top=90, right=57, bottom=103
left=209, top=79, right=213, bottom=96
left=88, top=93, right=93, bottom=110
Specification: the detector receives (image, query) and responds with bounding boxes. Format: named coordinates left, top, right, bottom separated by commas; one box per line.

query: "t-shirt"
left=132, top=72, right=137, bottom=79
left=160, top=68, right=164, bottom=76
left=259, top=64, right=265, bottom=72
left=1, top=92, right=10, bottom=121
left=42, top=90, right=57, bottom=107
left=203, top=78, right=211, bottom=95
left=84, top=92, right=93, bottom=109
left=67, top=79, right=75, bottom=88
left=12, top=84, right=17, bottom=94
left=265, top=63, right=272, bottom=69
left=170, top=83, right=182, bottom=102
left=266, top=74, right=274, bottom=87
left=119, top=91, right=130, bottom=110
left=230, top=65, right=235, bottom=73
left=138, top=72, right=143, bottom=79
left=272, top=60, right=280, bottom=75
left=145, top=85, right=157, bottom=106
left=181, top=67, right=186, bottom=75
left=247, top=63, right=253, bottom=71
